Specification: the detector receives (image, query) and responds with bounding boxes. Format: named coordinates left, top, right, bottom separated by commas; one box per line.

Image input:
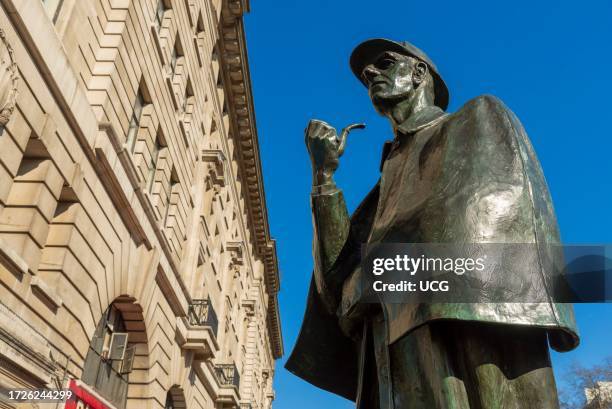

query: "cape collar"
left=380, top=106, right=449, bottom=171
left=395, top=105, right=448, bottom=136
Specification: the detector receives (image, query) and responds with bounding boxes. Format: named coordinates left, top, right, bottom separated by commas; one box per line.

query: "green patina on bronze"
left=287, top=38, right=578, bottom=408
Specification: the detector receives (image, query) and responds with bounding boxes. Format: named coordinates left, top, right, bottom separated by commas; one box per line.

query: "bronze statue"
left=286, top=39, right=579, bottom=408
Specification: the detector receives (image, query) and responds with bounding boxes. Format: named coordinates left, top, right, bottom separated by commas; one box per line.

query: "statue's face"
left=362, top=52, right=425, bottom=113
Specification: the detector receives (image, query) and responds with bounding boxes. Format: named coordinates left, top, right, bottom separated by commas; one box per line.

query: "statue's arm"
left=305, top=119, right=364, bottom=313
left=311, top=184, right=351, bottom=312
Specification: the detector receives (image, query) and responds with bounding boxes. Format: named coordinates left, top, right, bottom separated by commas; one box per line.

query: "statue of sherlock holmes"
left=286, top=39, right=579, bottom=408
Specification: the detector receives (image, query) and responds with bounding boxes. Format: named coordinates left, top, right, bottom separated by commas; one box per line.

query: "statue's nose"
left=362, top=65, right=381, bottom=85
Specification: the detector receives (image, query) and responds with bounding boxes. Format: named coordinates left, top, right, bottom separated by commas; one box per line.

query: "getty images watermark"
left=360, top=243, right=612, bottom=303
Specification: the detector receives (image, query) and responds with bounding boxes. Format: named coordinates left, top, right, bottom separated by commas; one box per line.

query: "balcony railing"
left=215, top=363, right=240, bottom=389
left=187, top=298, right=218, bottom=337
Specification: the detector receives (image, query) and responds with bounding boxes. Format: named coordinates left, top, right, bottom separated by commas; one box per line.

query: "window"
left=82, top=305, right=134, bottom=409
left=164, top=168, right=179, bottom=226
left=170, top=38, right=184, bottom=76
left=196, top=13, right=205, bottom=35
left=193, top=15, right=206, bottom=66
left=164, top=393, right=175, bottom=409
left=164, top=388, right=186, bottom=409
left=216, top=67, right=223, bottom=90
left=170, top=46, right=177, bottom=75
left=155, top=0, right=167, bottom=31
left=182, top=80, right=194, bottom=113
left=126, top=87, right=147, bottom=153
left=41, top=0, right=64, bottom=23
left=148, top=129, right=165, bottom=192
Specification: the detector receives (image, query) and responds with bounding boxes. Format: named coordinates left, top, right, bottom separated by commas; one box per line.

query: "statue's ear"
left=413, top=61, right=428, bottom=85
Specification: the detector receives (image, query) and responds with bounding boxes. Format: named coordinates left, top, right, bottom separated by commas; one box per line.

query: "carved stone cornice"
left=218, top=0, right=283, bottom=359
left=0, top=28, right=18, bottom=127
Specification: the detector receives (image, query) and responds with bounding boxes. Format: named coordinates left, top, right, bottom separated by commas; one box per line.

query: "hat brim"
left=350, top=38, right=449, bottom=111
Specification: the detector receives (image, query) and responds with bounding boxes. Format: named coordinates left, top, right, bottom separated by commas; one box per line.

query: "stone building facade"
left=0, top=0, right=282, bottom=408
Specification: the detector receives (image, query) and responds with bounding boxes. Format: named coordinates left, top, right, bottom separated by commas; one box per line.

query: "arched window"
left=165, top=386, right=186, bottom=409
left=81, top=304, right=135, bottom=409
left=165, top=392, right=175, bottom=409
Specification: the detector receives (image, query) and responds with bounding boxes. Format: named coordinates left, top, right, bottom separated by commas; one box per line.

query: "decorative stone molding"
left=0, top=28, right=18, bottom=127
left=226, top=241, right=244, bottom=265
left=218, top=0, right=283, bottom=359
left=240, top=299, right=255, bottom=317
left=231, top=262, right=240, bottom=279
left=211, top=184, right=222, bottom=202
left=202, top=149, right=226, bottom=187
left=209, top=181, right=221, bottom=201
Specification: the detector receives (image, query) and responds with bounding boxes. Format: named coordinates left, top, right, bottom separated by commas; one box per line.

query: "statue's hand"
left=305, top=119, right=365, bottom=185
left=305, top=119, right=341, bottom=176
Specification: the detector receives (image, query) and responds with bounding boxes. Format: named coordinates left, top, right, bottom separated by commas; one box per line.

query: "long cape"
left=286, top=96, right=579, bottom=401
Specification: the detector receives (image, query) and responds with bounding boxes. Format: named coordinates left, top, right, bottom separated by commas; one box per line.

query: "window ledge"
left=0, top=236, right=29, bottom=276
left=30, top=276, right=63, bottom=310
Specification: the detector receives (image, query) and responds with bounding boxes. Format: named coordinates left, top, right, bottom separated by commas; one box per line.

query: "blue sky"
left=243, top=1, right=612, bottom=407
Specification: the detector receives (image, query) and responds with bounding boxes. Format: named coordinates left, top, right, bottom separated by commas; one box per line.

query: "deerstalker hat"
left=350, top=38, right=449, bottom=110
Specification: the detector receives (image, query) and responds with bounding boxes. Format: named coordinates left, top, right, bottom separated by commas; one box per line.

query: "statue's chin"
left=371, top=91, right=413, bottom=116
left=371, top=94, right=397, bottom=115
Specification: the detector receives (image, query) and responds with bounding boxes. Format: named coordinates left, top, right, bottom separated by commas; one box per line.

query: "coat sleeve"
left=310, top=188, right=351, bottom=314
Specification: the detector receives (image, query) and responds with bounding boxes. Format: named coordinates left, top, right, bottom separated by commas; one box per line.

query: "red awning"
left=64, top=379, right=117, bottom=409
